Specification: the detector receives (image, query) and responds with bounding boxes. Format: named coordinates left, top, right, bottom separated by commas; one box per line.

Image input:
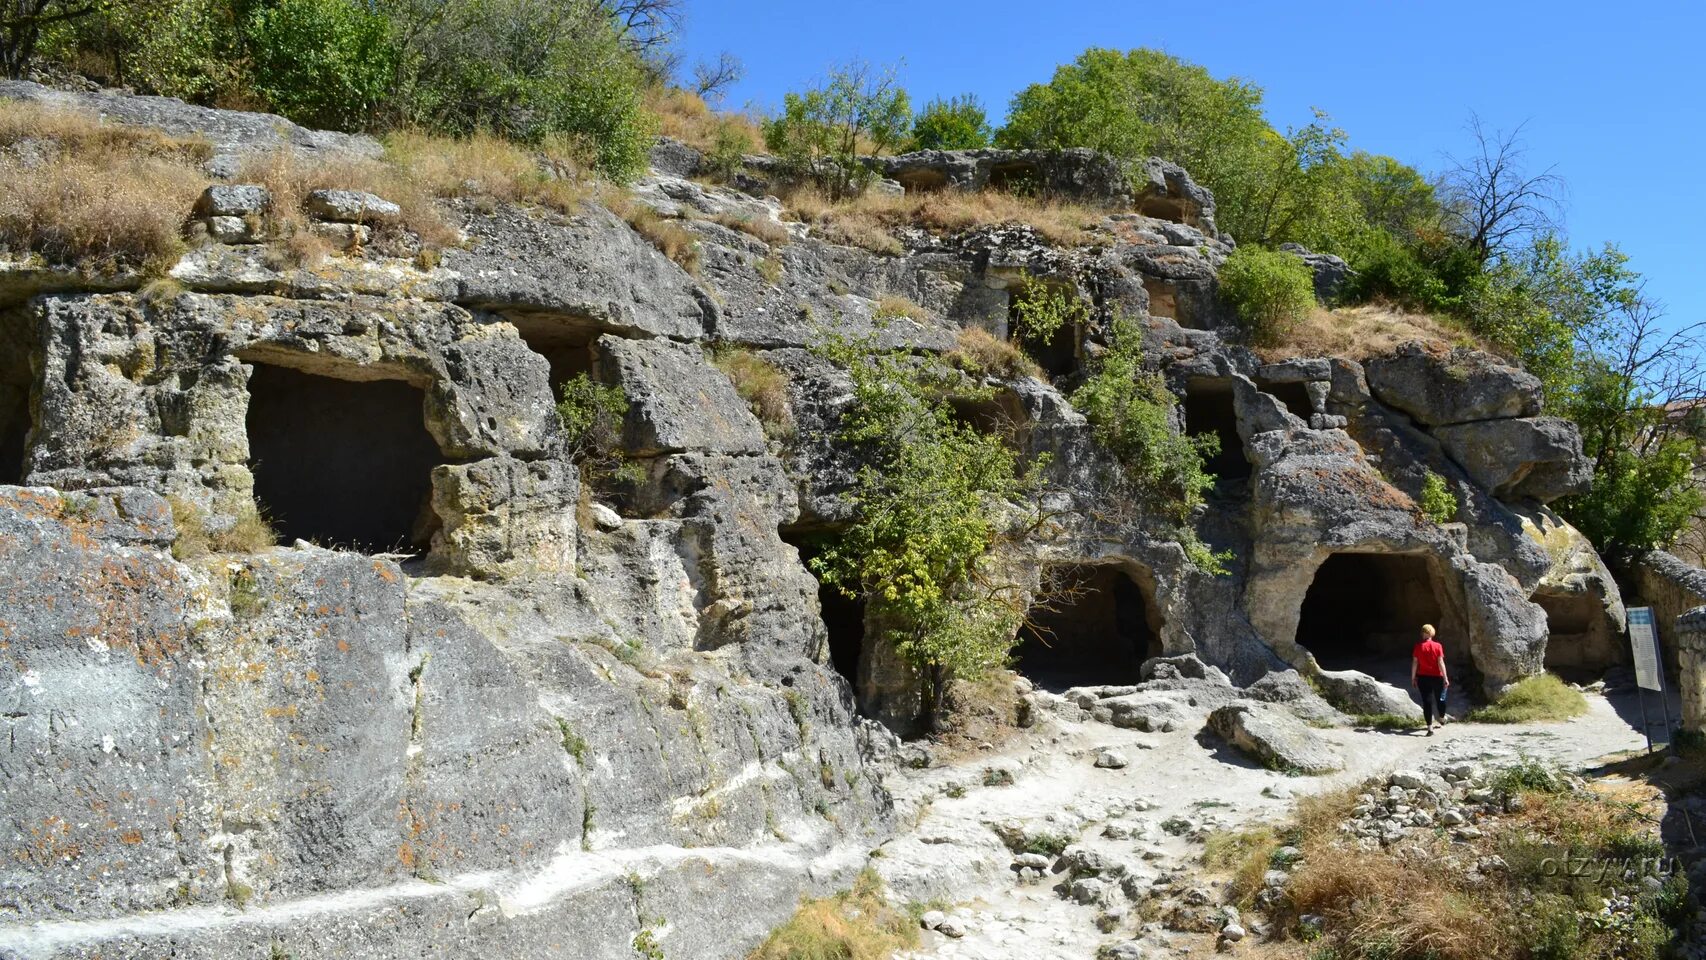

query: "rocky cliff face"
left=0, top=88, right=1625, bottom=958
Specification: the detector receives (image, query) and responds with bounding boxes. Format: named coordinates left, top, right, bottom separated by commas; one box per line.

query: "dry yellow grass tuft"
left=604, top=195, right=701, bottom=274
left=1260, top=302, right=1491, bottom=362
left=0, top=102, right=212, bottom=273
left=713, top=346, right=792, bottom=437
left=945, top=326, right=1043, bottom=382
left=780, top=185, right=1103, bottom=255
left=169, top=495, right=276, bottom=560
left=709, top=210, right=791, bottom=247
left=237, top=150, right=459, bottom=265
left=747, top=870, right=918, bottom=960
left=644, top=86, right=764, bottom=155
left=383, top=130, right=591, bottom=214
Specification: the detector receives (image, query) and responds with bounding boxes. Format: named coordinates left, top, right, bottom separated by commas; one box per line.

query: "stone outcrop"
left=878, top=147, right=1137, bottom=210
left=1366, top=341, right=1542, bottom=426
left=1207, top=703, right=1343, bottom=774
left=1634, top=550, right=1706, bottom=669
left=1279, top=242, right=1352, bottom=302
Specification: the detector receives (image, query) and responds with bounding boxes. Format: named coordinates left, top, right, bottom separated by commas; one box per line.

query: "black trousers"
left=1417, top=675, right=1445, bottom=724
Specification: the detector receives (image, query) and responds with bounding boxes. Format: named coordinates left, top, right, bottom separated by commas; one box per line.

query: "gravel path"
left=876, top=683, right=1672, bottom=959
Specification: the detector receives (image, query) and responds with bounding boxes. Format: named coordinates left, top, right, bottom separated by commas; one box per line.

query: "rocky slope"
left=0, top=85, right=1629, bottom=958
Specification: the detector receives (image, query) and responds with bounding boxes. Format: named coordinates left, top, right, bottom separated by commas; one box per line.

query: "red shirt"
left=1413, top=638, right=1445, bottom=677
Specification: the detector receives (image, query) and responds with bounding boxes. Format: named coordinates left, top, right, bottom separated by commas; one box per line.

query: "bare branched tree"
left=0, top=0, right=104, bottom=78
left=690, top=51, right=742, bottom=102
left=1441, top=115, right=1567, bottom=263
left=600, top=0, right=681, bottom=53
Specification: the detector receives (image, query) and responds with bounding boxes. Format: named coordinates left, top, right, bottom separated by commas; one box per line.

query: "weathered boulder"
left=1133, top=156, right=1218, bottom=234
left=1432, top=416, right=1591, bottom=502
left=598, top=335, right=766, bottom=456
left=1520, top=505, right=1627, bottom=674
left=1279, top=242, right=1352, bottom=302
left=1456, top=557, right=1550, bottom=694
left=1366, top=341, right=1542, bottom=426
left=1313, top=669, right=1424, bottom=720
left=877, top=147, right=1134, bottom=209
left=303, top=188, right=401, bottom=224
left=1207, top=703, right=1343, bottom=774
left=430, top=456, right=578, bottom=578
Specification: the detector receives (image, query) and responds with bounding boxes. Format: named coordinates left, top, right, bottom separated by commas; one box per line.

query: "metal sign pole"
left=1628, top=607, right=1664, bottom=753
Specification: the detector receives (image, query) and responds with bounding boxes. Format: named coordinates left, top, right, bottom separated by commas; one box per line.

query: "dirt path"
left=874, top=684, right=1669, bottom=959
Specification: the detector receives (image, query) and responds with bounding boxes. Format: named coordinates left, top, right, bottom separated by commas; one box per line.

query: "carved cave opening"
left=246, top=363, right=442, bottom=554
left=1008, top=283, right=1079, bottom=380
left=1016, top=563, right=1162, bottom=691
left=894, top=169, right=950, bottom=194
left=947, top=388, right=1029, bottom=446
left=784, top=530, right=867, bottom=691
left=0, top=311, right=34, bottom=485
left=1296, top=552, right=1461, bottom=671
left=1183, top=378, right=1250, bottom=484
left=509, top=317, right=598, bottom=395
left=1536, top=588, right=1621, bottom=679
left=988, top=161, right=1042, bottom=196
left=1261, top=381, right=1315, bottom=422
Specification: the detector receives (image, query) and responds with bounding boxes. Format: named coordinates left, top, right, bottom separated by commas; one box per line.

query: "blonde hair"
left=1421, top=624, right=1436, bottom=637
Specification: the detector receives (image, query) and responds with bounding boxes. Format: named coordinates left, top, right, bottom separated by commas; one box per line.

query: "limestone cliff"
left=0, top=86, right=1626, bottom=958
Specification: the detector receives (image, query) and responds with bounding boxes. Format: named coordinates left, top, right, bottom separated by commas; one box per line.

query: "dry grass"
left=645, top=86, right=764, bottom=155
left=383, top=130, right=591, bottom=215
left=1468, top=673, right=1589, bottom=724
left=237, top=150, right=459, bottom=266
left=169, top=495, right=276, bottom=560
left=1201, top=824, right=1281, bottom=905
left=709, top=210, right=791, bottom=247
left=1260, top=302, right=1490, bottom=362
left=746, top=869, right=919, bottom=960
left=874, top=295, right=929, bottom=323
left=1284, top=842, right=1509, bottom=960
left=0, top=102, right=212, bottom=273
left=601, top=193, right=701, bottom=274
left=780, top=185, right=1103, bottom=255
left=945, top=327, right=1044, bottom=381
left=713, top=346, right=792, bottom=438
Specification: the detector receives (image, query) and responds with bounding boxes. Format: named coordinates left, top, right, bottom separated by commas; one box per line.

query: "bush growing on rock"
left=556, top=373, right=633, bottom=486
left=810, top=333, right=1045, bottom=725
left=1070, top=316, right=1226, bottom=573
left=1418, top=469, right=1458, bottom=524
left=244, top=0, right=397, bottom=131
left=1218, top=246, right=1316, bottom=347
left=712, top=347, right=792, bottom=438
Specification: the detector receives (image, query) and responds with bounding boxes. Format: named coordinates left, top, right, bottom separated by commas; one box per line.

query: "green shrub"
left=1418, top=470, right=1458, bottom=524
left=1354, top=713, right=1425, bottom=731
left=45, top=0, right=244, bottom=103
left=556, top=374, right=633, bottom=486
left=910, top=94, right=991, bottom=151
left=1488, top=755, right=1570, bottom=794
left=1070, top=316, right=1227, bottom=573
left=1217, top=246, right=1316, bottom=346
left=244, top=0, right=396, bottom=131
left=1470, top=675, right=1588, bottom=725
left=809, top=333, right=1042, bottom=724
left=1009, top=276, right=1086, bottom=346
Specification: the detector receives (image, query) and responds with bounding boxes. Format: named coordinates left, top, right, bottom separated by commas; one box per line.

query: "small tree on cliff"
left=809, top=333, right=1046, bottom=727
left=764, top=61, right=910, bottom=198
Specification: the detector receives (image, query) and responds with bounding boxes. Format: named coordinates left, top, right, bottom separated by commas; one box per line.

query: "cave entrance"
left=0, top=311, right=33, bottom=485
left=1260, top=381, right=1315, bottom=422
left=508, top=317, right=598, bottom=394
left=1536, top=588, right=1620, bottom=680
left=947, top=388, right=1028, bottom=446
left=893, top=169, right=949, bottom=194
left=988, top=161, right=1042, bottom=196
left=1016, top=563, right=1162, bottom=691
left=245, top=363, right=442, bottom=554
left=1007, top=281, right=1080, bottom=380
left=1143, top=277, right=1179, bottom=323
left=1296, top=552, right=1460, bottom=676
left=784, top=530, right=867, bottom=693
left=1183, top=378, right=1250, bottom=485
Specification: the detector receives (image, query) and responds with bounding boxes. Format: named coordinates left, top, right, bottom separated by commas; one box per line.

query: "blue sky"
left=679, top=1, right=1703, bottom=331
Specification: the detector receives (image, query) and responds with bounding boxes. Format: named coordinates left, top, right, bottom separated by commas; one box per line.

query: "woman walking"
left=1410, top=624, right=1449, bottom=735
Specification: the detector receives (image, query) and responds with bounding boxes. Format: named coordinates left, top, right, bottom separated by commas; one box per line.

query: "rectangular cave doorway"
left=1015, top=563, right=1162, bottom=692
left=507, top=316, right=598, bottom=395
left=1183, top=377, right=1251, bottom=488
left=1536, top=588, right=1622, bottom=682
left=245, top=362, right=443, bottom=554
left=1007, top=280, right=1080, bottom=380
left=783, top=529, right=868, bottom=696
left=1296, top=552, right=1464, bottom=684
left=1259, top=380, right=1315, bottom=422
left=0, top=311, right=35, bottom=485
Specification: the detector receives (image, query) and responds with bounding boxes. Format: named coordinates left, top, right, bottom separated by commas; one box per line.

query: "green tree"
left=384, top=0, right=654, bottom=179
left=1070, top=316, right=1227, bottom=573
left=810, top=333, right=1042, bottom=727
left=43, top=0, right=244, bottom=102
left=910, top=93, right=990, bottom=151
left=245, top=0, right=396, bottom=130
left=763, top=60, right=911, bottom=198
